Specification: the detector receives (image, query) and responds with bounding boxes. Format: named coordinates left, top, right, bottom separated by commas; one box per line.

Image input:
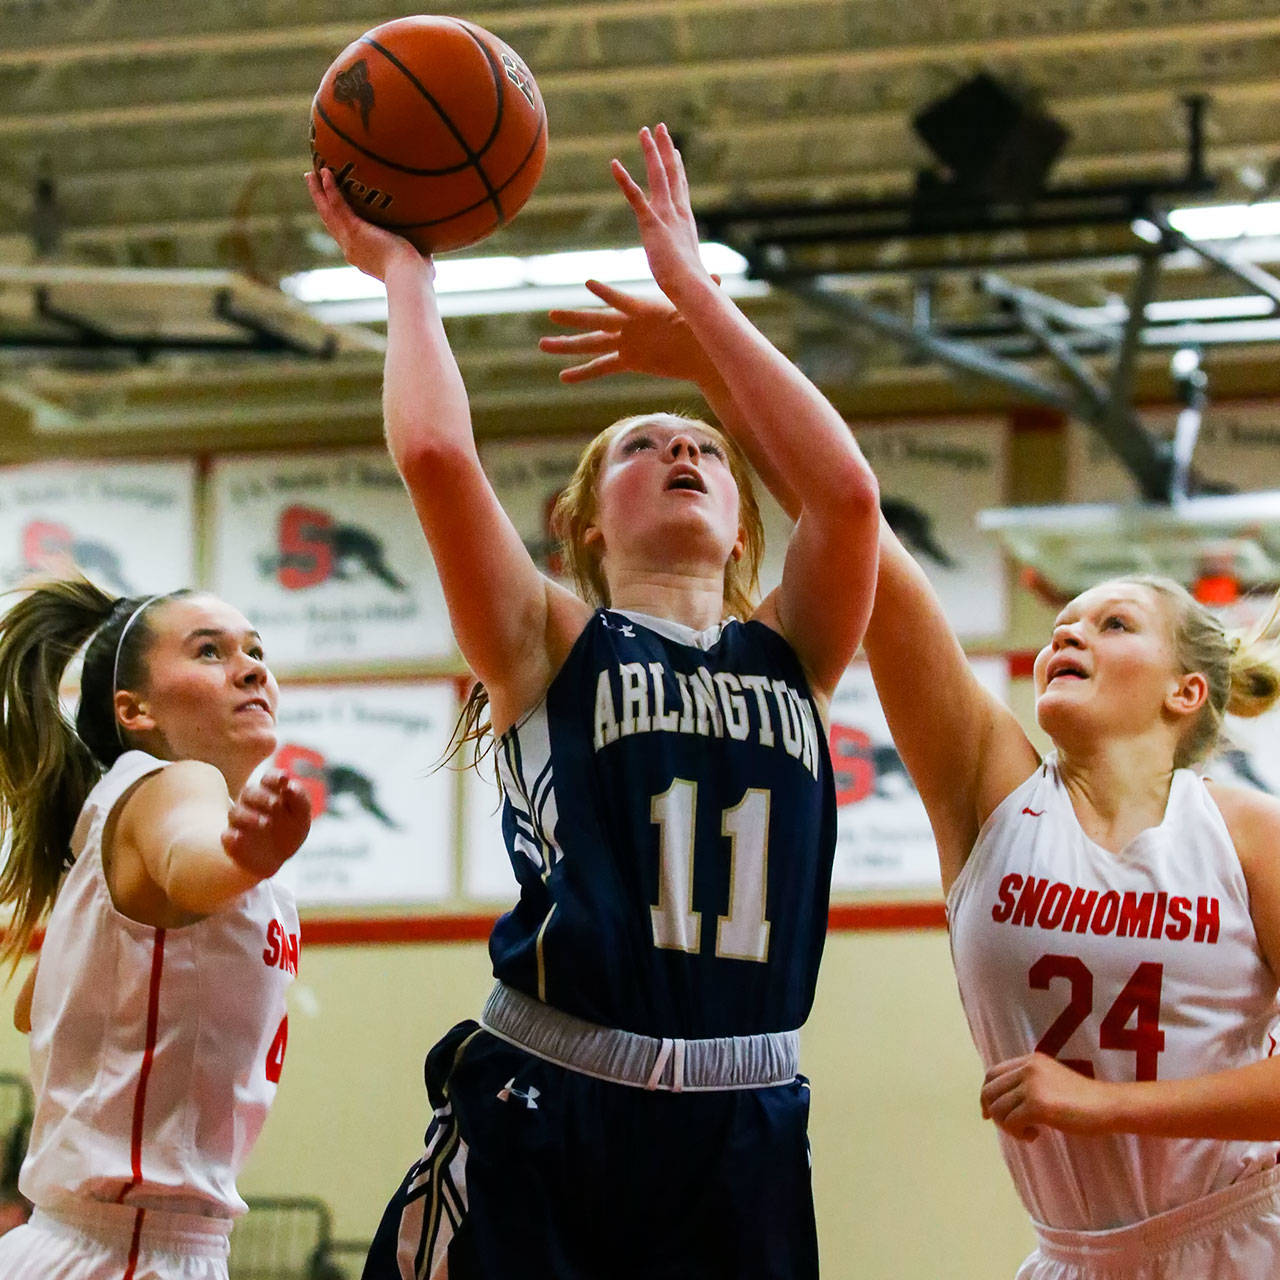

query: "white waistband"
left=33, top=1201, right=232, bottom=1258
left=480, top=982, right=800, bottom=1092
left=1033, top=1162, right=1280, bottom=1265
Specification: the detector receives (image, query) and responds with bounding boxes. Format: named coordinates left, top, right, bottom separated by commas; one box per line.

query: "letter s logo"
left=275, top=744, right=328, bottom=819
left=22, top=519, right=72, bottom=571
left=828, top=723, right=874, bottom=806
left=277, top=505, right=332, bottom=590
left=263, top=918, right=282, bottom=968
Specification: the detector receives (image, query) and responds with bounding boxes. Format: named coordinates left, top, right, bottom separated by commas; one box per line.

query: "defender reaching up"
left=540, top=273, right=1280, bottom=1280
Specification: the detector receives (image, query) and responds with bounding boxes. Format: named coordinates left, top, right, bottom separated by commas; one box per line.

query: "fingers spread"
left=539, top=331, right=618, bottom=356
left=545, top=306, right=626, bottom=330
left=279, top=778, right=312, bottom=819
left=584, top=278, right=642, bottom=310
left=654, top=123, right=687, bottom=198
left=227, top=805, right=269, bottom=833
left=610, top=158, right=648, bottom=212
left=559, top=353, right=623, bottom=384
left=638, top=126, right=671, bottom=206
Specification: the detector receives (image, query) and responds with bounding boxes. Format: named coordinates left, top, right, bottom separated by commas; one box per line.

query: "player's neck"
left=607, top=567, right=726, bottom=633
left=1055, top=738, right=1178, bottom=845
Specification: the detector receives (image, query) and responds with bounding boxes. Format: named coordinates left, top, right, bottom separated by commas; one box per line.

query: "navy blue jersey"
left=490, top=608, right=836, bottom=1039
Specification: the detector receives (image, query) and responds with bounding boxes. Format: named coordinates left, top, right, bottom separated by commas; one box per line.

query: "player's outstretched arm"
left=115, top=763, right=311, bottom=921
left=612, top=124, right=878, bottom=700
left=306, top=170, right=589, bottom=729
left=862, top=533, right=1039, bottom=892
left=540, top=276, right=1038, bottom=889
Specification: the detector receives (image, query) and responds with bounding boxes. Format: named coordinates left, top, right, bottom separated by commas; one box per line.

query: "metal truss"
left=0, top=265, right=383, bottom=363
left=699, top=97, right=1280, bottom=504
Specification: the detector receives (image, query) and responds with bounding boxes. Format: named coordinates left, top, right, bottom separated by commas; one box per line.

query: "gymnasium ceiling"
left=2, top=0, right=1280, bottom=462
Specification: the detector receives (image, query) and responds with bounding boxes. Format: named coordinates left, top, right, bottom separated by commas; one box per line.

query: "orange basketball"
left=309, top=16, right=548, bottom=254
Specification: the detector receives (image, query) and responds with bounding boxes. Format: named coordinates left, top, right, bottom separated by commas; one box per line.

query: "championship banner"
left=0, top=458, right=196, bottom=597
left=758, top=419, right=1008, bottom=636
left=269, top=681, right=458, bottom=907
left=829, top=656, right=1009, bottom=892
left=208, top=449, right=454, bottom=671
left=1069, top=400, right=1280, bottom=502
left=479, top=434, right=592, bottom=586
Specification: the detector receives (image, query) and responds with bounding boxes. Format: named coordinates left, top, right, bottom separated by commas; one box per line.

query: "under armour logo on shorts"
left=497, top=1078, right=540, bottom=1109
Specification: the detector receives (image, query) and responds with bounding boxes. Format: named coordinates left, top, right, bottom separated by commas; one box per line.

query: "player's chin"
left=233, top=723, right=279, bottom=760
left=1035, top=694, right=1100, bottom=743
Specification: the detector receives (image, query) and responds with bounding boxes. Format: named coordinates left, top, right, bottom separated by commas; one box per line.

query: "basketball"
left=309, top=16, right=548, bottom=254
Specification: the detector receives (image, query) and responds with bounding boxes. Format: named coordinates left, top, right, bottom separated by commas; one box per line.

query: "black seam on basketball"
left=314, top=102, right=476, bottom=177
left=362, top=33, right=503, bottom=219
left=489, top=110, right=547, bottom=227
left=378, top=111, right=545, bottom=234
left=454, top=20, right=508, bottom=162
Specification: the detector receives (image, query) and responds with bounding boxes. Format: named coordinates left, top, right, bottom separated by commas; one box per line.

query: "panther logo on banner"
left=828, top=658, right=1008, bottom=892
left=828, top=723, right=916, bottom=806
left=258, top=506, right=408, bottom=594
left=275, top=742, right=401, bottom=830
left=13, top=519, right=137, bottom=594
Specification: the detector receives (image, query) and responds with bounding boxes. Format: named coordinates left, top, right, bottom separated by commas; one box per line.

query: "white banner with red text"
left=208, top=448, right=453, bottom=671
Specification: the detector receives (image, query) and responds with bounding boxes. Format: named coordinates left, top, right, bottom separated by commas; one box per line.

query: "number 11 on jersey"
left=650, top=779, right=773, bottom=963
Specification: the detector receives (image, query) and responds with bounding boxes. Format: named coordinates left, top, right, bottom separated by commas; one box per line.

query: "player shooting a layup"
left=308, top=124, right=879, bottom=1278
left=0, top=580, right=310, bottom=1280
left=542, top=277, right=1280, bottom=1278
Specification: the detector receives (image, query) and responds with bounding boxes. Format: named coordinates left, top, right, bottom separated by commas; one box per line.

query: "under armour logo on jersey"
left=603, top=617, right=636, bottom=637
left=497, top=1078, right=540, bottom=1109
left=1021, top=807, right=1045, bottom=817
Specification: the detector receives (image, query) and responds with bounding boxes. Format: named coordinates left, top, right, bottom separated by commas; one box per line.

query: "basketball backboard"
left=978, top=491, right=1280, bottom=606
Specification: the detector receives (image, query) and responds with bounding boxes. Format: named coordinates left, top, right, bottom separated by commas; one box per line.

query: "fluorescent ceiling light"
left=1145, top=295, right=1275, bottom=322
left=1165, top=201, right=1280, bottom=241
left=282, top=242, right=752, bottom=315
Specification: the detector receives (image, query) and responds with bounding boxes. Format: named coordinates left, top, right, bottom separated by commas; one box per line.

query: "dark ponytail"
left=0, top=578, right=176, bottom=965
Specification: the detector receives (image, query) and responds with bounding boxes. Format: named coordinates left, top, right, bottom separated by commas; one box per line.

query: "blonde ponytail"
left=1225, top=594, right=1280, bottom=720
left=1119, top=575, right=1280, bottom=766
left=0, top=578, right=180, bottom=965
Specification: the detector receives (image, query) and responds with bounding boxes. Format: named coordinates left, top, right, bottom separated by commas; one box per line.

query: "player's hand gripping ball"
left=310, top=15, right=548, bottom=254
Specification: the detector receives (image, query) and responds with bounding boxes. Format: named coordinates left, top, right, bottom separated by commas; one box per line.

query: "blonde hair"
left=551, top=412, right=764, bottom=619
left=1121, top=574, right=1280, bottom=766
left=451, top=412, right=766, bottom=764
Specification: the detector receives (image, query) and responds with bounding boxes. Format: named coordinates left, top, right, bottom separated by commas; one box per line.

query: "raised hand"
left=305, top=166, right=429, bottom=285
left=538, top=278, right=715, bottom=384
left=611, top=124, right=709, bottom=302
left=223, top=769, right=313, bottom=880
left=980, top=1052, right=1118, bottom=1142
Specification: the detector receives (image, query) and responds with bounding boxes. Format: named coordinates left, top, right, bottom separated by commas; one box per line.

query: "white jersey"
left=21, top=751, right=299, bottom=1219
left=948, top=756, right=1280, bottom=1232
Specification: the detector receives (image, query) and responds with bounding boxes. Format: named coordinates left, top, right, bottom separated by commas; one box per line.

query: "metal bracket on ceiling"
left=0, top=271, right=344, bottom=361
left=694, top=96, right=1271, bottom=503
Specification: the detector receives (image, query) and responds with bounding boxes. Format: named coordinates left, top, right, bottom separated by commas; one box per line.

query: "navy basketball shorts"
left=362, top=1020, right=819, bottom=1280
